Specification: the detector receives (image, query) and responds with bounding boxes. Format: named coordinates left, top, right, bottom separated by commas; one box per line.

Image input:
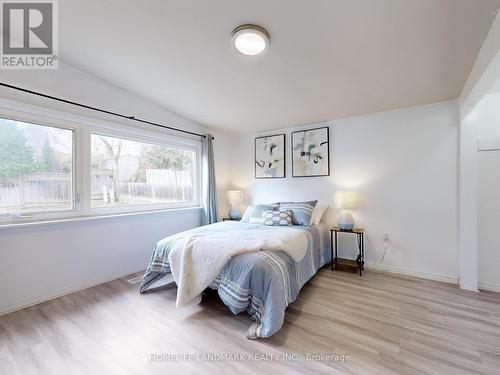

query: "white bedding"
left=168, top=226, right=308, bottom=307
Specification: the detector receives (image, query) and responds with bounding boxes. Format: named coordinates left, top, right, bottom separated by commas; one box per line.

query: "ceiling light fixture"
left=230, top=24, right=270, bottom=56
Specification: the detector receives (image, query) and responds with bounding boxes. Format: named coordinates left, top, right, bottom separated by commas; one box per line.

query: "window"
left=0, top=102, right=202, bottom=225
left=0, top=118, right=74, bottom=218
left=90, top=134, right=198, bottom=210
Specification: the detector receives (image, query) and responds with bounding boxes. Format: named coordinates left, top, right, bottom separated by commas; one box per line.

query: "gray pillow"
left=262, top=209, right=293, bottom=226
left=241, top=204, right=278, bottom=224
left=278, top=200, right=318, bottom=226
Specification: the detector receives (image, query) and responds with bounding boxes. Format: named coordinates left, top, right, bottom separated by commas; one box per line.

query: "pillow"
left=241, top=204, right=278, bottom=224
left=262, top=209, right=293, bottom=226
left=310, top=202, right=328, bottom=225
left=279, top=200, right=318, bottom=226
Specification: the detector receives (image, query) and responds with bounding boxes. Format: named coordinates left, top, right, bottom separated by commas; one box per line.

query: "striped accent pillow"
left=262, top=209, right=293, bottom=226
left=279, top=200, right=318, bottom=226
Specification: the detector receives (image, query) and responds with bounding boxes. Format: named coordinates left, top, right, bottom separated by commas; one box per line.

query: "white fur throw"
left=168, top=227, right=308, bottom=307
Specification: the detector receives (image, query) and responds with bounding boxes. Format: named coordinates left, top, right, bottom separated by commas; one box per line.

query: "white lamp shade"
left=334, top=191, right=358, bottom=210
left=227, top=190, right=243, bottom=205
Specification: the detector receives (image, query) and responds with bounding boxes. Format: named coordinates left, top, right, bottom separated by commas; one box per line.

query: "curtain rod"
left=0, top=82, right=211, bottom=139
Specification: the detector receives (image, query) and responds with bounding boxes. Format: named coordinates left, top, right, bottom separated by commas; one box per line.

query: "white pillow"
left=240, top=206, right=256, bottom=222
left=310, top=202, right=328, bottom=225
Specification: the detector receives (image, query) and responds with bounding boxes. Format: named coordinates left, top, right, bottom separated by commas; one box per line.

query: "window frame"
left=87, top=127, right=201, bottom=215
left=0, top=112, right=82, bottom=223
left=0, top=97, right=202, bottom=225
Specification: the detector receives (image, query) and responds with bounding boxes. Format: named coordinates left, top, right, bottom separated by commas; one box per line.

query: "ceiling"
left=60, top=0, right=500, bottom=132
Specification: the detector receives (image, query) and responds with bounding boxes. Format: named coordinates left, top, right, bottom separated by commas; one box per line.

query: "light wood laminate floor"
left=1, top=269, right=500, bottom=375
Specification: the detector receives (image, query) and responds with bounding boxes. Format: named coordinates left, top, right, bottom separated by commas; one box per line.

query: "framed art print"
left=291, top=126, right=330, bottom=177
left=255, top=134, right=285, bottom=178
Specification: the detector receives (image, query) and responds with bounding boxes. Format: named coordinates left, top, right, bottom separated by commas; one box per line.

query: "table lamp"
left=334, top=190, right=358, bottom=230
left=227, top=190, right=243, bottom=219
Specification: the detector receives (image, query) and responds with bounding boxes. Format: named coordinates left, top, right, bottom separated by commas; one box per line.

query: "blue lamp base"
left=228, top=207, right=241, bottom=220
left=337, top=211, right=355, bottom=230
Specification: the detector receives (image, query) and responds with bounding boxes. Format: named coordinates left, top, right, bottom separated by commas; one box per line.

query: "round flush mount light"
left=230, top=24, right=270, bottom=56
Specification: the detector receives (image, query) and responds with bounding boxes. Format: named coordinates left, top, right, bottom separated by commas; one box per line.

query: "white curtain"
left=201, top=134, right=217, bottom=224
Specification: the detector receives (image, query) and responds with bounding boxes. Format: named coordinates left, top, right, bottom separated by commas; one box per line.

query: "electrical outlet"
left=383, top=233, right=390, bottom=251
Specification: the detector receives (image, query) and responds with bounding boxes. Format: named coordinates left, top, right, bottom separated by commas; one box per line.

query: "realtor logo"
left=1, top=0, right=58, bottom=69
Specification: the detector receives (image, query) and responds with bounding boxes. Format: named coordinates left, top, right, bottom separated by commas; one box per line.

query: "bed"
left=140, top=221, right=331, bottom=339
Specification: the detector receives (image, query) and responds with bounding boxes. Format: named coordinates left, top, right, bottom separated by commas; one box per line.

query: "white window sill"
left=0, top=206, right=203, bottom=230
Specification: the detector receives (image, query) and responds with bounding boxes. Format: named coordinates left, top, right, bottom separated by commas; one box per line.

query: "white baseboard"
left=0, top=267, right=145, bottom=316
left=478, top=281, right=500, bottom=293
left=365, top=262, right=458, bottom=285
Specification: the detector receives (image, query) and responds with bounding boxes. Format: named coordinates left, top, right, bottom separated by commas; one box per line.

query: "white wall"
left=458, top=11, right=500, bottom=291
left=229, top=101, right=459, bottom=282
left=472, top=92, right=500, bottom=291
left=0, top=209, right=200, bottom=314
left=461, top=12, right=500, bottom=117
left=458, top=107, right=479, bottom=290
left=0, top=63, right=231, bottom=313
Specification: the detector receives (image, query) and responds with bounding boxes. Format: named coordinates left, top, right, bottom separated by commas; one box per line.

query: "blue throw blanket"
left=140, top=221, right=330, bottom=339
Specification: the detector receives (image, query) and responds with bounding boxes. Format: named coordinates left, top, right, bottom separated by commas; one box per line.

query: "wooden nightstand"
left=222, top=217, right=241, bottom=221
left=330, top=227, right=365, bottom=276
